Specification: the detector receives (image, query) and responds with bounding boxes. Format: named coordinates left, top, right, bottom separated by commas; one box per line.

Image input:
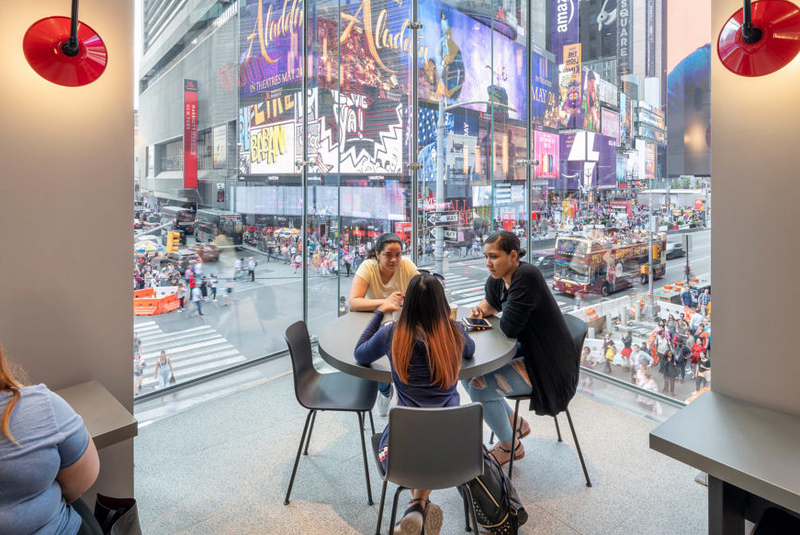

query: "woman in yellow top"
left=349, top=233, right=419, bottom=415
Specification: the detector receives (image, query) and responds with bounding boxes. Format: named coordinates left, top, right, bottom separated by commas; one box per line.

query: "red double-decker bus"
left=553, top=232, right=667, bottom=297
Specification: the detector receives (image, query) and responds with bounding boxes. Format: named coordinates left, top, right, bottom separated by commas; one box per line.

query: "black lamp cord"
left=741, top=0, right=763, bottom=44
left=61, top=0, right=81, bottom=57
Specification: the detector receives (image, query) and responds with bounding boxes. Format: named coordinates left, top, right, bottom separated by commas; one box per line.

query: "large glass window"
left=135, top=0, right=711, bottom=405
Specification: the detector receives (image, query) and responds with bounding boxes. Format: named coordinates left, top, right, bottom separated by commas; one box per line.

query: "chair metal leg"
left=489, top=431, right=495, bottom=444
left=303, top=410, right=318, bottom=455
left=565, top=408, right=592, bottom=487
left=461, top=486, right=472, bottom=531
left=554, top=414, right=563, bottom=442
left=462, top=484, right=482, bottom=534
left=284, top=409, right=314, bottom=505
left=368, top=410, right=376, bottom=435
left=357, top=412, right=374, bottom=505
left=388, top=486, right=407, bottom=532
left=508, top=399, right=521, bottom=478
left=374, top=480, right=388, bottom=535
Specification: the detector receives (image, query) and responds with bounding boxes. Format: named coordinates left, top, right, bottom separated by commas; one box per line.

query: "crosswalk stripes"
left=442, top=273, right=575, bottom=313
left=134, top=320, right=247, bottom=394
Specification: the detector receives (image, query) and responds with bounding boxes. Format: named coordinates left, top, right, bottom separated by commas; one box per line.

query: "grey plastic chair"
left=283, top=320, right=378, bottom=505
left=371, top=403, right=484, bottom=535
left=494, top=314, right=592, bottom=486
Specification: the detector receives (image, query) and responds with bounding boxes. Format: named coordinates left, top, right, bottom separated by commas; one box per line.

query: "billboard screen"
left=416, top=0, right=527, bottom=120
left=531, top=50, right=559, bottom=128
left=601, top=108, right=620, bottom=145
left=534, top=130, right=559, bottom=180
left=239, top=0, right=303, bottom=99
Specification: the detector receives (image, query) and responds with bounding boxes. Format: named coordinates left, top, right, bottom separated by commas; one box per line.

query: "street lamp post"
left=647, top=176, right=655, bottom=318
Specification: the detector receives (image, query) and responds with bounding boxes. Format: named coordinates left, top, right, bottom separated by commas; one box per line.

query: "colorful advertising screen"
left=559, top=131, right=616, bottom=189
left=531, top=50, right=559, bottom=128
left=558, top=44, right=582, bottom=128
left=416, top=0, right=527, bottom=120
left=582, top=68, right=600, bottom=132
left=645, top=142, right=656, bottom=179
left=239, top=87, right=405, bottom=177
left=316, top=0, right=411, bottom=98
left=239, top=0, right=303, bottom=99
left=601, top=108, right=620, bottom=145
left=534, top=130, right=559, bottom=180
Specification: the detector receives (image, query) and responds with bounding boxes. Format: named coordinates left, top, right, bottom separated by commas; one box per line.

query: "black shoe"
left=394, top=501, right=424, bottom=535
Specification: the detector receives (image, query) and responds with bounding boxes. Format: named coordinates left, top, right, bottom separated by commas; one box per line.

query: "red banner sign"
left=184, top=79, right=198, bottom=189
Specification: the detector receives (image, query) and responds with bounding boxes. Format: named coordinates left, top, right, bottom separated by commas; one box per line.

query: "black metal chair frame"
left=490, top=315, right=592, bottom=487
left=370, top=404, right=484, bottom=535
left=283, top=321, right=378, bottom=506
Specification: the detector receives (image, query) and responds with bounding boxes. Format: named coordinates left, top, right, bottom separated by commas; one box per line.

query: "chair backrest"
left=386, top=403, right=484, bottom=490
left=284, top=320, right=320, bottom=408
left=563, top=314, right=589, bottom=364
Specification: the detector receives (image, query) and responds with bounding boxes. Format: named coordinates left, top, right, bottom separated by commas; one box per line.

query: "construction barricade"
left=134, top=288, right=180, bottom=316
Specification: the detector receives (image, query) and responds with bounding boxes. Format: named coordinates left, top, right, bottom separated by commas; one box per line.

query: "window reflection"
left=135, top=0, right=712, bottom=402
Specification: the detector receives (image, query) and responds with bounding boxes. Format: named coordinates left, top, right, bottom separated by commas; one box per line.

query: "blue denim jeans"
left=463, top=357, right=532, bottom=443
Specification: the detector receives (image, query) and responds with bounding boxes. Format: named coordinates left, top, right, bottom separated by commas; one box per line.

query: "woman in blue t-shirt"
left=0, top=346, right=101, bottom=534
left=355, top=273, right=474, bottom=535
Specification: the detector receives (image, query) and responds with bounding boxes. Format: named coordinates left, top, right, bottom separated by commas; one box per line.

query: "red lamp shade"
left=717, top=0, right=800, bottom=76
left=23, top=16, right=107, bottom=87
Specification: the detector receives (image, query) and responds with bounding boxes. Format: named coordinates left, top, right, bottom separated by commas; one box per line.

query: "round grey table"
left=317, top=310, right=517, bottom=383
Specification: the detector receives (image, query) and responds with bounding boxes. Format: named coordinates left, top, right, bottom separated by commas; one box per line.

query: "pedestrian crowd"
left=582, top=294, right=712, bottom=400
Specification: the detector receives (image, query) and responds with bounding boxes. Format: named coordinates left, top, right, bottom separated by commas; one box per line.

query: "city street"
left=134, top=229, right=710, bottom=399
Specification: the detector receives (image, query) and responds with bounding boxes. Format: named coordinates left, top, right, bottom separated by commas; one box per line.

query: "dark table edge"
left=316, top=316, right=517, bottom=382
left=649, top=406, right=800, bottom=514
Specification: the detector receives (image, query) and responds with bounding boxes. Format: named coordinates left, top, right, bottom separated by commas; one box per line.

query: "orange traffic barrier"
left=134, top=291, right=181, bottom=316
left=664, top=285, right=673, bottom=290
left=134, top=288, right=156, bottom=299
left=586, top=307, right=599, bottom=321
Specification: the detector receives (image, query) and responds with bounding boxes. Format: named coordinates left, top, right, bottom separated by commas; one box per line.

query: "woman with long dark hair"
left=465, top=231, right=577, bottom=467
left=349, top=233, right=420, bottom=416
left=355, top=273, right=474, bottom=535
left=0, top=344, right=101, bottom=534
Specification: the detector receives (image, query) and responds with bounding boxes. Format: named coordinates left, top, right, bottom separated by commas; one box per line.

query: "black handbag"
left=94, top=494, right=142, bottom=535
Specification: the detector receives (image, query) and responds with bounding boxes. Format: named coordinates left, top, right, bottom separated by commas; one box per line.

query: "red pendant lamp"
left=717, top=0, right=800, bottom=76
left=22, top=0, right=107, bottom=86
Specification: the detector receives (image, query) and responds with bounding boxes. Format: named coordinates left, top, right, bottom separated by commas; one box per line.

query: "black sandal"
left=488, top=440, right=525, bottom=466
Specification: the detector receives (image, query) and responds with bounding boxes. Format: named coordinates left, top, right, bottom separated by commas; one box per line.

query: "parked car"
left=665, top=242, right=685, bottom=259
left=530, top=251, right=555, bottom=279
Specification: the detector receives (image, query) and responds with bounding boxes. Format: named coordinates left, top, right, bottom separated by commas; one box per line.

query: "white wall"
left=711, top=0, right=800, bottom=416
left=0, top=0, right=134, bottom=495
